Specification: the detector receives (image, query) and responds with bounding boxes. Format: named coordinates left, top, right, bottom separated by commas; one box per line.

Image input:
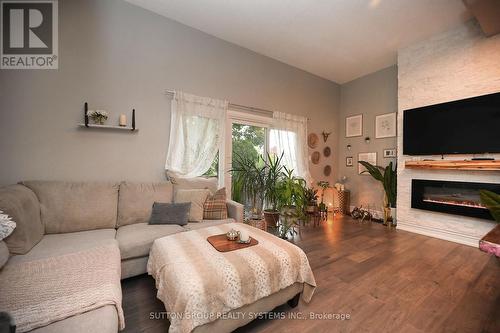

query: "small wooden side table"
left=306, top=210, right=321, bottom=227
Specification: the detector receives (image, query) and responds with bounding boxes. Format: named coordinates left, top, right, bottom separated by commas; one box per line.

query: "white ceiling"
left=125, top=0, right=471, bottom=84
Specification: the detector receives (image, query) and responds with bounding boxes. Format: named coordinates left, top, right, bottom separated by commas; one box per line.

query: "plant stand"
left=306, top=211, right=321, bottom=227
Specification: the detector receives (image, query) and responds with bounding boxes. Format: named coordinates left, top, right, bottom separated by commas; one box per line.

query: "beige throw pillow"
left=175, top=189, right=211, bottom=222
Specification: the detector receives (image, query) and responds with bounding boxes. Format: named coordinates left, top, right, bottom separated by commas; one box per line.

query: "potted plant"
left=480, top=190, right=500, bottom=222
left=263, top=152, right=285, bottom=227
left=87, top=110, right=108, bottom=125
left=230, top=153, right=266, bottom=220
left=304, top=187, right=319, bottom=212
left=275, top=168, right=307, bottom=239
left=317, top=181, right=330, bottom=213
left=357, top=161, right=397, bottom=225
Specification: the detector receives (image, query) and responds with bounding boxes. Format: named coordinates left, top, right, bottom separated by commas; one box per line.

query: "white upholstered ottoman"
left=147, top=223, right=316, bottom=333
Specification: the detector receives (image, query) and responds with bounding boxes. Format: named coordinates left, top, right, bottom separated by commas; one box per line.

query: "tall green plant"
left=263, top=152, right=285, bottom=212
left=231, top=152, right=266, bottom=216
left=358, top=161, right=397, bottom=208
left=480, top=190, right=500, bottom=222
left=275, top=167, right=307, bottom=238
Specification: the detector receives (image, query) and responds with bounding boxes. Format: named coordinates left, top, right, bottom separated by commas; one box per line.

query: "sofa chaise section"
left=0, top=180, right=245, bottom=330
left=0, top=182, right=123, bottom=333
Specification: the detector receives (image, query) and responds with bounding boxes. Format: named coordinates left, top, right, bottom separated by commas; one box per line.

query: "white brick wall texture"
left=397, top=20, right=500, bottom=247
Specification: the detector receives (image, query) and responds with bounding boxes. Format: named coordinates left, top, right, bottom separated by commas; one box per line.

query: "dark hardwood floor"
left=121, top=216, right=500, bottom=333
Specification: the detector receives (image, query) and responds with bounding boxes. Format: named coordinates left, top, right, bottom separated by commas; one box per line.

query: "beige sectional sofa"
left=0, top=180, right=243, bottom=333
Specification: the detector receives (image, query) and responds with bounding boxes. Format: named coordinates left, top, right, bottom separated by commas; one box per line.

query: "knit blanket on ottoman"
left=0, top=242, right=125, bottom=332
left=148, top=222, right=316, bottom=333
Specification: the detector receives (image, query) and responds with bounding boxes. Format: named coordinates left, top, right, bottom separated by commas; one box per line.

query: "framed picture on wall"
left=358, top=152, right=377, bottom=174
left=383, top=148, right=397, bottom=158
left=375, top=112, right=397, bottom=138
left=346, top=114, right=363, bottom=137
left=346, top=156, right=353, bottom=167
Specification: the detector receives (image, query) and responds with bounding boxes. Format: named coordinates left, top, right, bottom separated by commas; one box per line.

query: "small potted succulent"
left=87, top=110, right=108, bottom=125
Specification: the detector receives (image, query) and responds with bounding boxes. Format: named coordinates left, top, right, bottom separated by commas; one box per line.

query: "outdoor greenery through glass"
left=231, top=124, right=266, bottom=204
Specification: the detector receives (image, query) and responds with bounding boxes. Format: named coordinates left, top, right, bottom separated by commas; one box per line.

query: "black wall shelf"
left=81, top=102, right=138, bottom=131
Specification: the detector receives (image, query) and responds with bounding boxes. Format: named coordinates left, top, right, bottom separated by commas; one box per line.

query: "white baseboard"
left=397, top=221, right=479, bottom=248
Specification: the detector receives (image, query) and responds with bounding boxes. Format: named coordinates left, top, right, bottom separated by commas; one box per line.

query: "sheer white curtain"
left=165, top=91, right=228, bottom=187
left=269, top=111, right=312, bottom=184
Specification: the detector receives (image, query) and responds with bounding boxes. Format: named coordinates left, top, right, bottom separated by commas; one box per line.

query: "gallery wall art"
left=346, top=114, right=363, bottom=137
left=375, top=112, right=396, bottom=138
left=358, top=152, right=377, bottom=174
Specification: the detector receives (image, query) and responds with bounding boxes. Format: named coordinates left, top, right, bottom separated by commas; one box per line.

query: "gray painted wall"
left=337, top=66, right=398, bottom=213
left=0, top=0, right=340, bottom=186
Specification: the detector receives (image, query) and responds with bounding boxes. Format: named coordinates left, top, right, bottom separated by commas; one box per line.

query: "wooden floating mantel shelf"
left=405, top=160, right=500, bottom=171
left=78, top=124, right=138, bottom=131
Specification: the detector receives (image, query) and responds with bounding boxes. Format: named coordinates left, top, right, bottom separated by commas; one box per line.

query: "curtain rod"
left=165, top=90, right=310, bottom=120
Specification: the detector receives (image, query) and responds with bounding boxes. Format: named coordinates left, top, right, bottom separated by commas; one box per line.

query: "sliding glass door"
left=224, top=110, right=270, bottom=204
left=231, top=123, right=266, bottom=204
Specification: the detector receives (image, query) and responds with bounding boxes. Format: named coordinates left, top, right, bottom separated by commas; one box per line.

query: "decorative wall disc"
left=311, top=151, right=320, bottom=164
left=323, top=146, right=331, bottom=157
left=324, top=165, right=332, bottom=176
left=308, top=133, right=319, bottom=149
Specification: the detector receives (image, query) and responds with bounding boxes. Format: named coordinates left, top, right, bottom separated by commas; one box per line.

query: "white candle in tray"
left=239, top=230, right=249, bottom=242
left=119, top=114, right=127, bottom=127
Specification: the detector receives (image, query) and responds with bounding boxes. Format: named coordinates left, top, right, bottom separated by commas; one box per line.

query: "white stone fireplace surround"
left=397, top=21, right=500, bottom=247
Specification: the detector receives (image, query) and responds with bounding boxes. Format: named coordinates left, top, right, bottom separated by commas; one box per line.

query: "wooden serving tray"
left=207, top=234, right=258, bottom=252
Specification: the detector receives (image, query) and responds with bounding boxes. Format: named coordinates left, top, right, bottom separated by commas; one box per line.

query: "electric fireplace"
left=411, top=179, right=500, bottom=220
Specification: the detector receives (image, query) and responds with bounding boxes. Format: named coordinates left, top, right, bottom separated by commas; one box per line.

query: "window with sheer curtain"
left=165, top=91, right=227, bottom=188
left=269, top=112, right=312, bottom=184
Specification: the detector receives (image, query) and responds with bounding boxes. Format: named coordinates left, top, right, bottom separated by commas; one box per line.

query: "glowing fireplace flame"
left=423, top=197, right=487, bottom=209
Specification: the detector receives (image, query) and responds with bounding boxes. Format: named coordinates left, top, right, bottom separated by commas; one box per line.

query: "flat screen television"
left=403, top=92, right=500, bottom=155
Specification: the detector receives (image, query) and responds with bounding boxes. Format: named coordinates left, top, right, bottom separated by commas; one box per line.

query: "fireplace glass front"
left=411, top=179, right=500, bottom=220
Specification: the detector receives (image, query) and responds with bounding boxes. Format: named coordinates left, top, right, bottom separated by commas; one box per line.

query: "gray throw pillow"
left=149, top=202, right=191, bottom=226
